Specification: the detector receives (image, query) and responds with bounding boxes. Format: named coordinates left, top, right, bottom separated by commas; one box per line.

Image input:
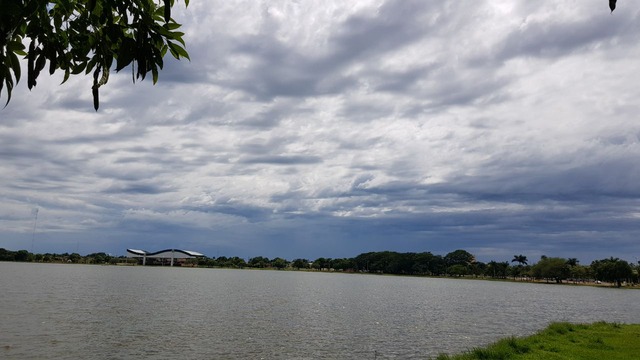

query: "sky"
left=1, top=0, right=640, bottom=263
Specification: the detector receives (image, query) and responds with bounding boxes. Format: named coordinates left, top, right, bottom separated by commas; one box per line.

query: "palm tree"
left=511, top=254, right=528, bottom=266
left=487, top=261, right=498, bottom=278
left=511, top=255, right=528, bottom=280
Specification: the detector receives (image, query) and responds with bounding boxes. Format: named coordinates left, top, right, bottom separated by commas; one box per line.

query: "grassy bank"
left=435, top=322, right=640, bottom=360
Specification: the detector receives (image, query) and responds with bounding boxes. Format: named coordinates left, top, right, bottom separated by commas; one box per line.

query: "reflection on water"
left=1, top=262, right=638, bottom=359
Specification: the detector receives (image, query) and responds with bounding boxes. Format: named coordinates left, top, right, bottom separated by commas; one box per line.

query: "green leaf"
left=3, top=76, right=13, bottom=108
left=35, top=54, right=47, bottom=73
left=7, top=40, right=26, bottom=53
left=85, top=57, right=98, bottom=74
left=71, top=62, right=87, bottom=75
left=61, top=69, right=70, bottom=84
left=169, top=31, right=186, bottom=46
left=28, top=41, right=36, bottom=89
left=155, top=25, right=172, bottom=37
left=0, top=0, right=191, bottom=108
left=152, top=66, right=158, bottom=84
left=116, top=39, right=136, bottom=72
left=9, top=52, right=21, bottom=84
left=166, top=22, right=181, bottom=30
left=167, top=41, right=189, bottom=60
left=164, top=0, right=171, bottom=23
left=92, top=85, right=99, bottom=111
left=49, top=55, right=57, bottom=75
left=98, top=67, right=109, bottom=86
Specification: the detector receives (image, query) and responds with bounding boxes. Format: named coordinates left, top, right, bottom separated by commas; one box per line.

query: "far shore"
left=3, top=259, right=638, bottom=290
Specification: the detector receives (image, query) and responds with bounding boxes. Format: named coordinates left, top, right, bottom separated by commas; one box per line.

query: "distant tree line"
left=0, top=248, right=135, bottom=265
left=1, top=247, right=637, bottom=287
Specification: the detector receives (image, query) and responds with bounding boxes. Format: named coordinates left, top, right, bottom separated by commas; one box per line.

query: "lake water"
left=0, top=262, right=638, bottom=359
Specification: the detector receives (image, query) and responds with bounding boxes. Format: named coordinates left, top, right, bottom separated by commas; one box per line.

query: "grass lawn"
left=435, top=322, right=640, bottom=360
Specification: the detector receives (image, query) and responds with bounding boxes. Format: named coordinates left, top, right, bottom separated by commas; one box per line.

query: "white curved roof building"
left=126, top=248, right=204, bottom=266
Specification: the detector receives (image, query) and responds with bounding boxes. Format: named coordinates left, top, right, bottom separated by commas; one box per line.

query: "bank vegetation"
left=2, top=248, right=638, bottom=288
left=434, top=322, right=640, bottom=360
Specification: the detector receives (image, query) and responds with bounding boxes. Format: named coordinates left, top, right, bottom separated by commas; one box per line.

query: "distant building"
left=126, top=248, right=205, bottom=266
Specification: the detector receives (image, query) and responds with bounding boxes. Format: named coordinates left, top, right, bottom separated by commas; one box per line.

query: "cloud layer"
left=1, top=0, right=640, bottom=262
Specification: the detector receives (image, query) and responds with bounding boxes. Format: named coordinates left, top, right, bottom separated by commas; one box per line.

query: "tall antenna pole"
left=31, top=208, right=39, bottom=253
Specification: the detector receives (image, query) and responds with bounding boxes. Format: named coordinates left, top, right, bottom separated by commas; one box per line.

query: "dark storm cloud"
left=237, top=155, right=322, bottom=165
left=239, top=107, right=287, bottom=129
left=187, top=203, right=274, bottom=223
left=231, top=0, right=446, bottom=100
left=46, top=95, right=99, bottom=113
left=425, top=71, right=510, bottom=109
left=232, top=37, right=357, bottom=99
left=0, top=135, right=46, bottom=160
left=237, top=136, right=289, bottom=155
left=327, top=0, right=439, bottom=65
left=103, top=182, right=175, bottom=195
left=369, top=65, right=435, bottom=93
left=150, top=55, right=211, bottom=85
left=435, top=157, right=640, bottom=204
left=50, top=125, right=146, bottom=145
left=339, top=98, right=400, bottom=123
left=493, top=8, right=640, bottom=61
left=111, top=151, right=213, bottom=169
left=232, top=100, right=315, bottom=129
left=0, top=135, right=97, bottom=190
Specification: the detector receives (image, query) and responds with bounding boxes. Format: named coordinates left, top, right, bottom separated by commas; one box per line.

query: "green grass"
left=434, top=322, right=640, bottom=360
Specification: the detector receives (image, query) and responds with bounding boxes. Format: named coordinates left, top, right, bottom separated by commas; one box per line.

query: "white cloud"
left=1, top=0, right=639, bottom=262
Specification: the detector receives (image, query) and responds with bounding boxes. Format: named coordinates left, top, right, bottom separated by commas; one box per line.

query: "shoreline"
left=3, top=260, right=638, bottom=290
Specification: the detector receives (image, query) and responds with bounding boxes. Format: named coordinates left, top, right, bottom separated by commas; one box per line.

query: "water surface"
left=1, top=262, right=638, bottom=359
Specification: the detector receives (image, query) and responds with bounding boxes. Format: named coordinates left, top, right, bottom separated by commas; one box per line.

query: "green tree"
left=69, top=252, right=81, bottom=263
left=470, top=261, right=486, bottom=278
left=591, top=257, right=633, bottom=287
left=444, top=249, right=475, bottom=267
left=291, top=258, right=309, bottom=269
left=271, top=257, right=289, bottom=269
left=511, top=254, right=528, bottom=280
left=532, top=257, right=570, bottom=283
left=87, top=252, right=111, bottom=264
left=487, top=261, right=499, bottom=278
left=447, top=264, right=468, bottom=277
left=0, top=248, right=16, bottom=261
left=511, top=254, right=528, bottom=266
left=497, top=261, right=510, bottom=279
left=411, top=252, right=435, bottom=275
left=0, top=0, right=190, bottom=109
left=248, top=256, right=270, bottom=268
left=14, top=249, right=32, bottom=262
left=312, top=257, right=331, bottom=270
left=569, top=264, right=588, bottom=284
left=565, top=258, right=583, bottom=283
left=197, top=256, right=209, bottom=267
left=226, top=256, right=246, bottom=268
left=330, top=258, right=355, bottom=271
left=566, top=258, right=579, bottom=267
left=444, top=249, right=475, bottom=276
